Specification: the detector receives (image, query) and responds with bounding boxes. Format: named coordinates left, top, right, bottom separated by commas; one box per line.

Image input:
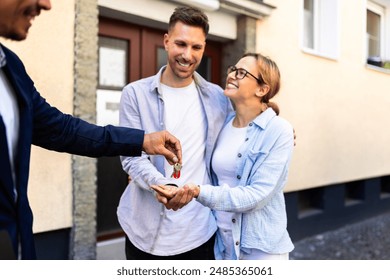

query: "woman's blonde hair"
left=242, top=53, right=281, bottom=115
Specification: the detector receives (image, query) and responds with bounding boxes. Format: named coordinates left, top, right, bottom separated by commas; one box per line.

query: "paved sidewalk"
left=290, top=211, right=390, bottom=260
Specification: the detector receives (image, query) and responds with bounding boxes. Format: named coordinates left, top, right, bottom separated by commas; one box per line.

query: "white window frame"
left=301, top=0, right=340, bottom=60
left=366, top=0, right=390, bottom=68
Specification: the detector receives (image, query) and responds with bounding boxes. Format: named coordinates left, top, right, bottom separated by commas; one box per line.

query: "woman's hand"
left=151, top=183, right=200, bottom=211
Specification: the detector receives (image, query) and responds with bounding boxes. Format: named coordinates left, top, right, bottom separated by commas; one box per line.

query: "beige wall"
left=1, top=0, right=75, bottom=233
left=259, top=0, right=390, bottom=191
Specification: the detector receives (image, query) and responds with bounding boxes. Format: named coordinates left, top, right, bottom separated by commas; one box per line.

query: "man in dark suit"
left=0, top=0, right=182, bottom=260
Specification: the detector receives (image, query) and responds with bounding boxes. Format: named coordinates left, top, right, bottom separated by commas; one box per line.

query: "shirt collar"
left=252, top=107, right=276, bottom=130
left=0, top=45, right=6, bottom=68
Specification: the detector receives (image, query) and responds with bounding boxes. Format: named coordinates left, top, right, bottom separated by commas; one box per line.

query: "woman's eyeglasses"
left=227, top=65, right=264, bottom=84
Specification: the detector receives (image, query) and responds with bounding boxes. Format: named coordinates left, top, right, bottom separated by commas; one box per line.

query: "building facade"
left=4, top=0, right=389, bottom=259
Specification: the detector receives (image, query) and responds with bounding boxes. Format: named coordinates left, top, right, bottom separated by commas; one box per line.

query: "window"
left=98, top=36, right=128, bottom=90
left=302, top=0, right=339, bottom=59
left=367, top=8, right=383, bottom=59
left=303, top=0, right=314, bottom=49
left=297, top=187, right=324, bottom=219
left=366, top=1, right=390, bottom=69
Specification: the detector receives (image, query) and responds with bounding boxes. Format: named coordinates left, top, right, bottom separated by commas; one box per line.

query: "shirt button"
left=245, top=138, right=249, bottom=141
left=232, top=219, right=236, bottom=223
left=249, top=123, right=253, bottom=126
left=160, top=212, right=164, bottom=216
left=237, top=153, right=242, bottom=158
left=237, top=175, right=241, bottom=179
left=235, top=241, right=240, bottom=246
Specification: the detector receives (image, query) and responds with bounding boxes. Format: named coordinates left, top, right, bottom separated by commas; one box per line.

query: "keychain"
left=171, top=163, right=181, bottom=179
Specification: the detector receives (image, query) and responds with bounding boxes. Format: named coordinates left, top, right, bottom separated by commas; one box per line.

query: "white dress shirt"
left=0, top=46, right=19, bottom=198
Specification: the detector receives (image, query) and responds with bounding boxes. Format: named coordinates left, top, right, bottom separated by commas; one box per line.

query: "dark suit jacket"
left=0, top=44, right=144, bottom=259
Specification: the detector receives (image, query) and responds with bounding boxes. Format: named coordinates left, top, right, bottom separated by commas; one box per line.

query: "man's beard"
left=7, top=32, right=27, bottom=41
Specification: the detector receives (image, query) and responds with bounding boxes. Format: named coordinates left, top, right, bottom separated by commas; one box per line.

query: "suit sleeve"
left=3, top=44, right=144, bottom=157
left=31, top=90, right=144, bottom=157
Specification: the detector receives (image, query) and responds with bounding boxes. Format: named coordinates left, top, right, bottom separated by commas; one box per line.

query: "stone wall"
left=70, top=0, right=99, bottom=260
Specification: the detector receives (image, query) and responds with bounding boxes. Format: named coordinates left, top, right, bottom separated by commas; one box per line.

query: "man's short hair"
left=168, top=6, right=209, bottom=36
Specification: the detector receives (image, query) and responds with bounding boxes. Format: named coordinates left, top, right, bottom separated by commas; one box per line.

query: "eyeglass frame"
left=226, top=65, right=265, bottom=85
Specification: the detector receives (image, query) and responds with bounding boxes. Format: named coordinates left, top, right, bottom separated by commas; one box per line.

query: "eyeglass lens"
left=227, top=66, right=247, bottom=80
left=227, top=66, right=263, bottom=84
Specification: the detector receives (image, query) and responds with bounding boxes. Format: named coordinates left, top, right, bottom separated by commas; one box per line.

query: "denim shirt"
left=117, top=66, right=233, bottom=255
left=197, top=108, right=295, bottom=259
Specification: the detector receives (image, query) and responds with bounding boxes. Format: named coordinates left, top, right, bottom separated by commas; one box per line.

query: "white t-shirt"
left=211, top=118, right=247, bottom=259
left=153, top=81, right=215, bottom=255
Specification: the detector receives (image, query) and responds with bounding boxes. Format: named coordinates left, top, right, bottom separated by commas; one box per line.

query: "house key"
left=171, top=163, right=181, bottom=179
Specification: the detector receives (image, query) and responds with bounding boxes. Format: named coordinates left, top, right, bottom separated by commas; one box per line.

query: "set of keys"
left=171, top=163, right=182, bottom=179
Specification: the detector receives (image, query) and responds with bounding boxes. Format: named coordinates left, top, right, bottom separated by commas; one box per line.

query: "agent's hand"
left=143, top=131, right=182, bottom=165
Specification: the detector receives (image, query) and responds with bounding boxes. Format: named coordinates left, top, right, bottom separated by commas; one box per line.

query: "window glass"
left=302, top=0, right=339, bottom=59
left=367, top=9, right=381, bottom=58
left=197, top=55, right=212, bottom=81
left=157, top=47, right=167, bottom=72
left=98, top=37, right=128, bottom=89
left=303, top=0, right=314, bottom=49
